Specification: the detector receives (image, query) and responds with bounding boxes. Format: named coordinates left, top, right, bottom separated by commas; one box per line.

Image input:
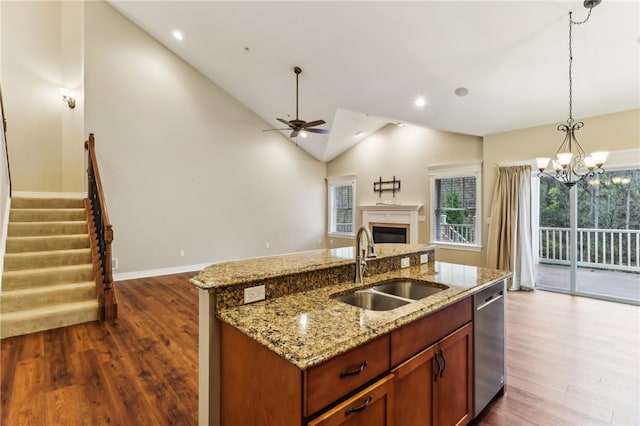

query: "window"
left=328, top=175, right=356, bottom=236
left=429, top=164, right=481, bottom=250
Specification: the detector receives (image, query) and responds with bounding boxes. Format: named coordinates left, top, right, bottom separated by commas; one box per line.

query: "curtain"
left=486, top=165, right=536, bottom=290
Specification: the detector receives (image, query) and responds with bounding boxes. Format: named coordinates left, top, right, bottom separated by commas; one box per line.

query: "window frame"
left=327, top=174, right=357, bottom=238
left=428, top=163, right=482, bottom=252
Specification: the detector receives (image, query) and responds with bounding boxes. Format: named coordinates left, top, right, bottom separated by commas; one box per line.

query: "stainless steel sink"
left=333, top=291, right=410, bottom=311
left=373, top=279, right=448, bottom=300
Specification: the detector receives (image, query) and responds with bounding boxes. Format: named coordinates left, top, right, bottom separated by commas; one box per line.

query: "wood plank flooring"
left=1, top=273, right=199, bottom=425
left=2, top=273, right=639, bottom=425
left=472, top=290, right=640, bottom=426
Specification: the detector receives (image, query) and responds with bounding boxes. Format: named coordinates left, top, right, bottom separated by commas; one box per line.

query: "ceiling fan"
left=264, top=66, right=329, bottom=138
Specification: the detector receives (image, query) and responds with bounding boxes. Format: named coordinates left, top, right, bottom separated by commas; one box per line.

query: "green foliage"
left=539, top=169, right=640, bottom=231
left=444, top=188, right=466, bottom=224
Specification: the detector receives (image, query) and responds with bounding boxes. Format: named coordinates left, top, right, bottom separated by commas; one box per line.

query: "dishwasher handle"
left=476, top=290, right=503, bottom=311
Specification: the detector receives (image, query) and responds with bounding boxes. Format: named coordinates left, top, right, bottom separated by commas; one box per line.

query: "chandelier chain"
left=568, top=8, right=593, bottom=123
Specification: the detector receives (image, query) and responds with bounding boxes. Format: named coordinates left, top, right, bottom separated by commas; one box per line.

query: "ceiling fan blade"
left=305, top=128, right=329, bottom=134
left=277, top=118, right=293, bottom=126
left=262, top=128, right=292, bottom=132
left=290, top=130, right=299, bottom=138
left=304, top=120, right=326, bottom=128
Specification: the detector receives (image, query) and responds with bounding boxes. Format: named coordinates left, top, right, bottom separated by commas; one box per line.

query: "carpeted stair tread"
left=4, top=248, right=92, bottom=271
left=0, top=281, right=96, bottom=313
left=11, top=197, right=84, bottom=209
left=2, top=196, right=100, bottom=338
left=0, top=299, right=99, bottom=339
left=6, top=234, right=90, bottom=253
left=2, top=264, right=94, bottom=290
left=8, top=221, right=88, bottom=237
left=9, top=208, right=86, bottom=222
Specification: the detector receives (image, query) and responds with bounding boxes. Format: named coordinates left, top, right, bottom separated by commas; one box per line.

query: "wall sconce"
left=59, top=88, right=76, bottom=109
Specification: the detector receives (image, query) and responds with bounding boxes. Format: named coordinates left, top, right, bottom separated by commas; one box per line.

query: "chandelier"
left=536, top=0, right=607, bottom=188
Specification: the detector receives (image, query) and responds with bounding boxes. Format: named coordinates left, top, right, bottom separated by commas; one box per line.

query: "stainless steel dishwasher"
left=473, top=280, right=505, bottom=417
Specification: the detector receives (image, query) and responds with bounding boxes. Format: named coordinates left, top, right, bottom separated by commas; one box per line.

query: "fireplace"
left=360, top=203, right=422, bottom=244
left=371, top=223, right=408, bottom=244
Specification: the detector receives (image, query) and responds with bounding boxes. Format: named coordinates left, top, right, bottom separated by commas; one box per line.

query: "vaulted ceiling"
left=109, top=1, right=639, bottom=162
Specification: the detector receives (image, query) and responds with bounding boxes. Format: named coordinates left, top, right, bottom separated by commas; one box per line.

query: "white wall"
left=0, top=1, right=85, bottom=192
left=327, top=123, right=484, bottom=265
left=84, top=1, right=326, bottom=275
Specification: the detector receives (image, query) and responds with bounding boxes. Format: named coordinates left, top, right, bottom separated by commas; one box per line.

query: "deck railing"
left=539, top=227, right=640, bottom=273
left=440, top=223, right=475, bottom=244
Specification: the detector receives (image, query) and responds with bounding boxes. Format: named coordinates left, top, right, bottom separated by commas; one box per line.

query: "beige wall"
left=482, top=108, right=640, bottom=262
left=326, top=123, right=484, bottom=265
left=0, top=1, right=85, bottom=192
left=84, top=1, right=326, bottom=274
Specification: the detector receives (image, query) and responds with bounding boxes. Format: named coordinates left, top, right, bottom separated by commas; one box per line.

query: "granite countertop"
left=190, top=244, right=434, bottom=289
left=217, top=260, right=511, bottom=370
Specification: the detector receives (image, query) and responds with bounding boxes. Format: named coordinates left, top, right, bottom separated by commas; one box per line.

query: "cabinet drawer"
left=305, top=334, right=390, bottom=417
left=307, top=374, right=395, bottom=426
left=390, top=297, right=471, bottom=366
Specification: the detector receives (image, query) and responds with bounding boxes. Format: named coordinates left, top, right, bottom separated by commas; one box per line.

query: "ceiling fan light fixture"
left=262, top=66, right=329, bottom=138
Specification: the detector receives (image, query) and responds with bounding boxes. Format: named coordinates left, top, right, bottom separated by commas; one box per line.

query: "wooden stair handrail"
left=85, top=133, right=116, bottom=319
left=0, top=85, right=11, bottom=196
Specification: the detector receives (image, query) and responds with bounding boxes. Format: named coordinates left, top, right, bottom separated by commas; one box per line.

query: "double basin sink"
left=333, top=278, right=448, bottom=311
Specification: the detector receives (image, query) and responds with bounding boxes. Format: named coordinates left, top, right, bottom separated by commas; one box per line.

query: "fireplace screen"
left=371, top=225, right=408, bottom=244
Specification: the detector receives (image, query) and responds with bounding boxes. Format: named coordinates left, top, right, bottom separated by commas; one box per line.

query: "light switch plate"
left=401, top=257, right=410, bottom=268
left=420, top=253, right=429, bottom=264
left=244, top=285, right=266, bottom=304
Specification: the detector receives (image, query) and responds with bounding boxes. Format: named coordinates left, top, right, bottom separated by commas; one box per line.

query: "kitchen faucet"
left=354, top=225, right=377, bottom=284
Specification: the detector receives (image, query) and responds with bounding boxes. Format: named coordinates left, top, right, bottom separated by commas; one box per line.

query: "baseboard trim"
left=113, top=263, right=212, bottom=282
left=13, top=191, right=87, bottom=199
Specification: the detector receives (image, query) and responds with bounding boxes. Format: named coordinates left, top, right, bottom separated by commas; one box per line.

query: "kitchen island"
left=190, top=244, right=511, bottom=425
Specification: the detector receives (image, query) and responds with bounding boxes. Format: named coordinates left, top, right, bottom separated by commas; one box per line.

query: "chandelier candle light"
left=536, top=0, right=607, bottom=188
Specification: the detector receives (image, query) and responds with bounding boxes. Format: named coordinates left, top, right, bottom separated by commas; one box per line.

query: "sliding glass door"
left=536, top=168, right=640, bottom=304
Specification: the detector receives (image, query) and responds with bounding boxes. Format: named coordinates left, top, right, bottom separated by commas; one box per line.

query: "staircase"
left=0, top=196, right=99, bottom=339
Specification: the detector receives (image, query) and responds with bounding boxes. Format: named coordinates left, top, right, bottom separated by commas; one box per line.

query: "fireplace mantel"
left=360, top=203, right=423, bottom=244
left=359, top=203, right=422, bottom=211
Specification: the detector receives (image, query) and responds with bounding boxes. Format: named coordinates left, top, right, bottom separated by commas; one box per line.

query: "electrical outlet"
left=400, top=257, right=410, bottom=268
left=420, top=253, right=429, bottom=264
left=244, top=285, right=266, bottom=304
left=180, top=250, right=185, bottom=257
left=112, top=258, right=119, bottom=270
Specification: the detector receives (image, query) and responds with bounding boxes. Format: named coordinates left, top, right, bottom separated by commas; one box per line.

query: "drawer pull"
left=433, top=352, right=442, bottom=382
left=345, top=395, right=373, bottom=415
left=439, top=349, right=447, bottom=378
left=340, top=361, right=367, bottom=378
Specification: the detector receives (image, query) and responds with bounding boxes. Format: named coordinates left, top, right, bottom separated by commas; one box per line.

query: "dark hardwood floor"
left=1, top=273, right=199, bottom=425
left=1, top=273, right=638, bottom=425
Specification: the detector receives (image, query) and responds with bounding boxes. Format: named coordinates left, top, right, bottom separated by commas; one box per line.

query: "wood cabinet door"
left=307, top=374, right=395, bottom=426
left=434, top=323, right=473, bottom=426
left=390, top=343, right=437, bottom=426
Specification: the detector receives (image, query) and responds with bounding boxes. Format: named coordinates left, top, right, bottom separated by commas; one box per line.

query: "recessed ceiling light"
left=454, top=87, right=469, bottom=97
left=355, top=131, right=363, bottom=137
left=415, top=97, right=426, bottom=107
left=172, top=30, right=184, bottom=41
left=396, top=122, right=407, bottom=127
